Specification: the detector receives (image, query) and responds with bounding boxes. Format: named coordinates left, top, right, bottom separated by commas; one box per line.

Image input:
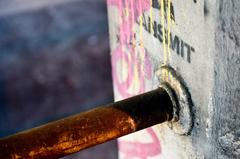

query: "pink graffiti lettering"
left=108, top=1, right=162, bottom=159
left=110, top=0, right=152, bottom=98
left=118, top=128, right=161, bottom=159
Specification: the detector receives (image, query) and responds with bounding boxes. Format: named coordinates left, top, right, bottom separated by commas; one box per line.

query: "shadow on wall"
left=0, top=0, right=117, bottom=158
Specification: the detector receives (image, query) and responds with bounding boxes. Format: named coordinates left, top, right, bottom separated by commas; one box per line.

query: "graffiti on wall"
left=108, top=0, right=196, bottom=158
left=109, top=0, right=153, bottom=98
left=118, top=128, right=161, bottom=159
left=108, top=0, right=160, bottom=159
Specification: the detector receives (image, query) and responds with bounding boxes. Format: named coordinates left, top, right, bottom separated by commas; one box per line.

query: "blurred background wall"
left=0, top=0, right=117, bottom=158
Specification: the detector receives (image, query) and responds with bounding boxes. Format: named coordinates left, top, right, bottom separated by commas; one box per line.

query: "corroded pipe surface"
left=0, top=88, right=174, bottom=159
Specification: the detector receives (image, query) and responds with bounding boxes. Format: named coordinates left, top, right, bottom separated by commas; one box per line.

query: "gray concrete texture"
left=107, top=0, right=240, bottom=158
left=0, top=0, right=117, bottom=158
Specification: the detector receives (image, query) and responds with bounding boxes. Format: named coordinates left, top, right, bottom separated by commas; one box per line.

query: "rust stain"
left=0, top=88, right=173, bottom=159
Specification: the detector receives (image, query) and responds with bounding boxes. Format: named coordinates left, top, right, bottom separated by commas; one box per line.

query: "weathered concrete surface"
left=107, top=0, right=240, bottom=158
left=212, top=0, right=240, bottom=158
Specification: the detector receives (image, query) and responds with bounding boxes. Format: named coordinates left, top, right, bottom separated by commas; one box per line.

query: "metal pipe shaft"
left=0, top=88, right=174, bottom=159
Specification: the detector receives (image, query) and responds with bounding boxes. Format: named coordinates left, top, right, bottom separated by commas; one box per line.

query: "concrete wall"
left=107, top=0, right=240, bottom=158
left=213, top=0, right=240, bottom=158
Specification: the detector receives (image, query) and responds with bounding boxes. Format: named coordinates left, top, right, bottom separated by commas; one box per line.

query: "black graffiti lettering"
left=152, top=0, right=175, bottom=21
left=152, top=0, right=160, bottom=9
left=170, top=34, right=180, bottom=55
left=137, top=14, right=195, bottom=64
left=153, top=21, right=158, bottom=38
left=142, top=13, right=148, bottom=31
left=170, top=2, right=175, bottom=21
left=191, top=47, right=195, bottom=53
left=185, top=43, right=191, bottom=63
left=185, top=43, right=194, bottom=63
left=189, top=47, right=195, bottom=63
left=157, top=24, right=163, bottom=43
left=164, top=28, right=169, bottom=45
left=181, top=40, right=184, bottom=58
left=147, top=17, right=151, bottom=33
left=186, top=46, right=195, bottom=63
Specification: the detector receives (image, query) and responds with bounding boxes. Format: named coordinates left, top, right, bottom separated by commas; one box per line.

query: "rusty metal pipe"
left=0, top=87, right=174, bottom=159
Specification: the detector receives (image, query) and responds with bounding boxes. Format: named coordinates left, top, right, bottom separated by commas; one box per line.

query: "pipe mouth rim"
left=157, top=66, right=193, bottom=135
left=159, top=82, right=179, bottom=122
